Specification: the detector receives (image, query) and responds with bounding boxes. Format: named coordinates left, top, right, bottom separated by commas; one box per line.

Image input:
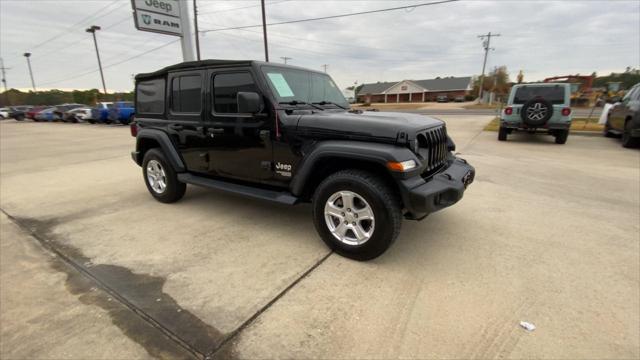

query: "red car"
left=26, top=106, right=48, bottom=120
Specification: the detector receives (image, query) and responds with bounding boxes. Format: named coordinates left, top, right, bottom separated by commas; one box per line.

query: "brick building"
left=356, top=76, right=473, bottom=103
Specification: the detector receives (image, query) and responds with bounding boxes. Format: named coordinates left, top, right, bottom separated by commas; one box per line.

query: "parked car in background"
left=34, top=107, right=60, bottom=122
left=0, top=107, right=10, bottom=119
left=604, top=82, right=640, bottom=148
left=53, top=103, right=85, bottom=121
left=90, top=102, right=113, bottom=124
left=8, top=106, right=28, bottom=121
left=499, top=83, right=572, bottom=144
left=108, top=101, right=135, bottom=124
left=64, top=107, right=93, bottom=123
left=454, top=95, right=465, bottom=102
left=436, top=95, right=449, bottom=103
left=26, top=106, right=48, bottom=120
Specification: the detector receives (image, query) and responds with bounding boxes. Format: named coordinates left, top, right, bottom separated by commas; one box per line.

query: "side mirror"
left=237, top=92, right=262, bottom=114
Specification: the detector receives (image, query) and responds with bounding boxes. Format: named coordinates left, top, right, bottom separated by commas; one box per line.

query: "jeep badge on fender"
left=131, top=59, right=475, bottom=260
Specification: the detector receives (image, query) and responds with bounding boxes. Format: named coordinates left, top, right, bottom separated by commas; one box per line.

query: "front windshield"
left=261, top=66, right=348, bottom=108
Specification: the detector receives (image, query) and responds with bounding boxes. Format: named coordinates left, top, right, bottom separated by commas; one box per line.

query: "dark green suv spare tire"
left=521, top=98, right=553, bottom=127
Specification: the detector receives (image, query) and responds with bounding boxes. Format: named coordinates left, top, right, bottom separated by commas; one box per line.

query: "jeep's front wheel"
left=312, top=169, right=401, bottom=261
left=142, top=148, right=186, bottom=203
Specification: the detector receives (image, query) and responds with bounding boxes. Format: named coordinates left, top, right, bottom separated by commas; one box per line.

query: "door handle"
left=168, top=124, right=183, bottom=130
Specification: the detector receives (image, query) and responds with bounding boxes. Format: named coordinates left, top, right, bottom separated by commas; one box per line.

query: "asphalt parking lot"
left=1, top=117, right=638, bottom=359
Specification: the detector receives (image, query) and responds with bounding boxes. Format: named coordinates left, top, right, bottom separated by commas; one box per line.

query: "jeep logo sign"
left=133, top=0, right=180, bottom=18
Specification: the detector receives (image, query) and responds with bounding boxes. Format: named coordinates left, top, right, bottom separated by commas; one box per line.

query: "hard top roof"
left=135, top=59, right=326, bottom=80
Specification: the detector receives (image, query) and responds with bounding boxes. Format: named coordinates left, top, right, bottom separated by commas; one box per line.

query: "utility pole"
left=86, top=25, right=107, bottom=94
left=0, top=57, right=9, bottom=93
left=193, top=0, right=201, bottom=60
left=23, top=53, right=36, bottom=91
left=0, top=57, right=9, bottom=105
left=260, top=0, right=269, bottom=62
left=477, top=32, right=500, bottom=102
left=280, top=56, right=292, bottom=64
left=321, top=64, right=328, bottom=73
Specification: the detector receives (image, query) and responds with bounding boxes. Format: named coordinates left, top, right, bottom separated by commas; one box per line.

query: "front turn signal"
left=387, top=160, right=417, bottom=172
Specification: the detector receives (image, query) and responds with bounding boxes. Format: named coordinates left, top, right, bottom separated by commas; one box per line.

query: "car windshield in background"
left=261, top=66, right=349, bottom=108
left=513, top=86, right=565, bottom=105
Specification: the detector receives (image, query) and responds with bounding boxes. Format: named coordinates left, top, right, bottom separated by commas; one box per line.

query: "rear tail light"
left=504, top=107, right=513, bottom=115
left=130, top=122, right=138, bottom=137
left=561, top=108, right=571, bottom=116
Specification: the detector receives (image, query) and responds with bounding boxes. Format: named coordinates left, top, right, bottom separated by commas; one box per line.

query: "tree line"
left=0, top=88, right=134, bottom=107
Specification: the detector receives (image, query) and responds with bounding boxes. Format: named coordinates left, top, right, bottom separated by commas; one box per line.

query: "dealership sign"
left=132, top=0, right=182, bottom=36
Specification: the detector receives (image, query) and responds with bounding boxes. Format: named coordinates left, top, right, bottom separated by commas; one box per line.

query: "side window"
left=136, top=78, right=165, bottom=114
left=171, top=75, right=202, bottom=113
left=213, top=72, right=258, bottom=114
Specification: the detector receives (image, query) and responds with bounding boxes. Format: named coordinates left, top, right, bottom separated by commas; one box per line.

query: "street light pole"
left=23, top=53, right=36, bottom=91
left=86, top=25, right=107, bottom=94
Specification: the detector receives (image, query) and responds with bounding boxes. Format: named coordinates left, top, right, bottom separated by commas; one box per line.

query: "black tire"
left=521, top=98, right=554, bottom=127
left=498, top=126, right=508, bottom=141
left=555, top=129, right=569, bottom=144
left=312, top=169, right=402, bottom=261
left=622, top=121, right=640, bottom=148
left=142, top=148, right=186, bottom=203
left=603, top=120, right=615, bottom=138
left=15, top=114, right=25, bottom=121
left=88, top=119, right=96, bottom=124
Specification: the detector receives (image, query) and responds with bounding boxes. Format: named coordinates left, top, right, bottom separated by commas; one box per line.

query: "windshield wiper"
left=279, top=101, right=324, bottom=111
left=312, top=101, right=347, bottom=110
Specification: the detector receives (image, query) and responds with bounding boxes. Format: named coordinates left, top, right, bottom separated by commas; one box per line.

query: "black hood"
left=294, top=110, right=444, bottom=144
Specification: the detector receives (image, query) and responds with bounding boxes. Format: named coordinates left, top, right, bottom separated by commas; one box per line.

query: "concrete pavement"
left=1, top=117, right=638, bottom=359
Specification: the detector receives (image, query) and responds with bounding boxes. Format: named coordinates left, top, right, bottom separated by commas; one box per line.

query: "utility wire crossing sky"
left=0, top=0, right=638, bottom=92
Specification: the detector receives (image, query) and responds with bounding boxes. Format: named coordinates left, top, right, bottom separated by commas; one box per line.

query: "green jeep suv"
left=499, top=83, right=572, bottom=144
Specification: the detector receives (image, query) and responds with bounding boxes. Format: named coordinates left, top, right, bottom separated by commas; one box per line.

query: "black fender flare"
left=289, top=140, right=419, bottom=196
left=134, top=128, right=186, bottom=172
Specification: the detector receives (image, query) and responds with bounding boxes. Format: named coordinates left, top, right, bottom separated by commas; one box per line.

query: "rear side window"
left=213, top=72, right=258, bottom=113
left=171, top=75, right=202, bottom=113
left=513, top=86, right=566, bottom=105
left=136, top=78, right=165, bottom=114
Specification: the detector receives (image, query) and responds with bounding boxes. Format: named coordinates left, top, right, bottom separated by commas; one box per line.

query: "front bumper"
left=398, top=156, right=475, bottom=219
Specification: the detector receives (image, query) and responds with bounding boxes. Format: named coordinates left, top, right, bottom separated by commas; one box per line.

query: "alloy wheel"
left=146, top=160, right=167, bottom=194
left=324, top=190, right=375, bottom=246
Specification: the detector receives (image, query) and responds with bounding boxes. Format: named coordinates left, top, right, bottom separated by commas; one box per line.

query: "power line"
left=200, top=0, right=458, bottom=33
left=28, top=0, right=122, bottom=51
left=198, top=0, right=289, bottom=15
left=37, top=39, right=179, bottom=87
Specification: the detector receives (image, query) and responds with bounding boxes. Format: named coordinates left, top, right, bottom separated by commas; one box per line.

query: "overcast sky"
left=0, top=0, right=638, bottom=92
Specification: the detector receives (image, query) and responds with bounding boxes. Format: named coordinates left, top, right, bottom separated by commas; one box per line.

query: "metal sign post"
left=131, top=0, right=195, bottom=62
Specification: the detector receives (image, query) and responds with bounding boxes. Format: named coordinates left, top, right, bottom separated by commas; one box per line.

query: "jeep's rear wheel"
left=312, top=169, right=401, bottom=261
left=555, top=129, right=569, bottom=144
left=142, top=148, right=186, bottom=203
left=498, top=126, right=508, bottom=141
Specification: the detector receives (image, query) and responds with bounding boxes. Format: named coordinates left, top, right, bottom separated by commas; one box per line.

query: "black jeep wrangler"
left=131, top=60, right=474, bottom=260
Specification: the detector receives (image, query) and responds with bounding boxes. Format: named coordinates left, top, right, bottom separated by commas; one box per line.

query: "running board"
left=178, top=173, right=299, bottom=205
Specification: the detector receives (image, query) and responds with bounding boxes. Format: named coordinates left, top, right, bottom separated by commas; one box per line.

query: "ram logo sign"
left=133, top=9, right=182, bottom=36
left=132, top=0, right=182, bottom=36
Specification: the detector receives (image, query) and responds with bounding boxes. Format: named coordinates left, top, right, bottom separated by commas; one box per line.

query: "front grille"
left=416, top=126, right=448, bottom=175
